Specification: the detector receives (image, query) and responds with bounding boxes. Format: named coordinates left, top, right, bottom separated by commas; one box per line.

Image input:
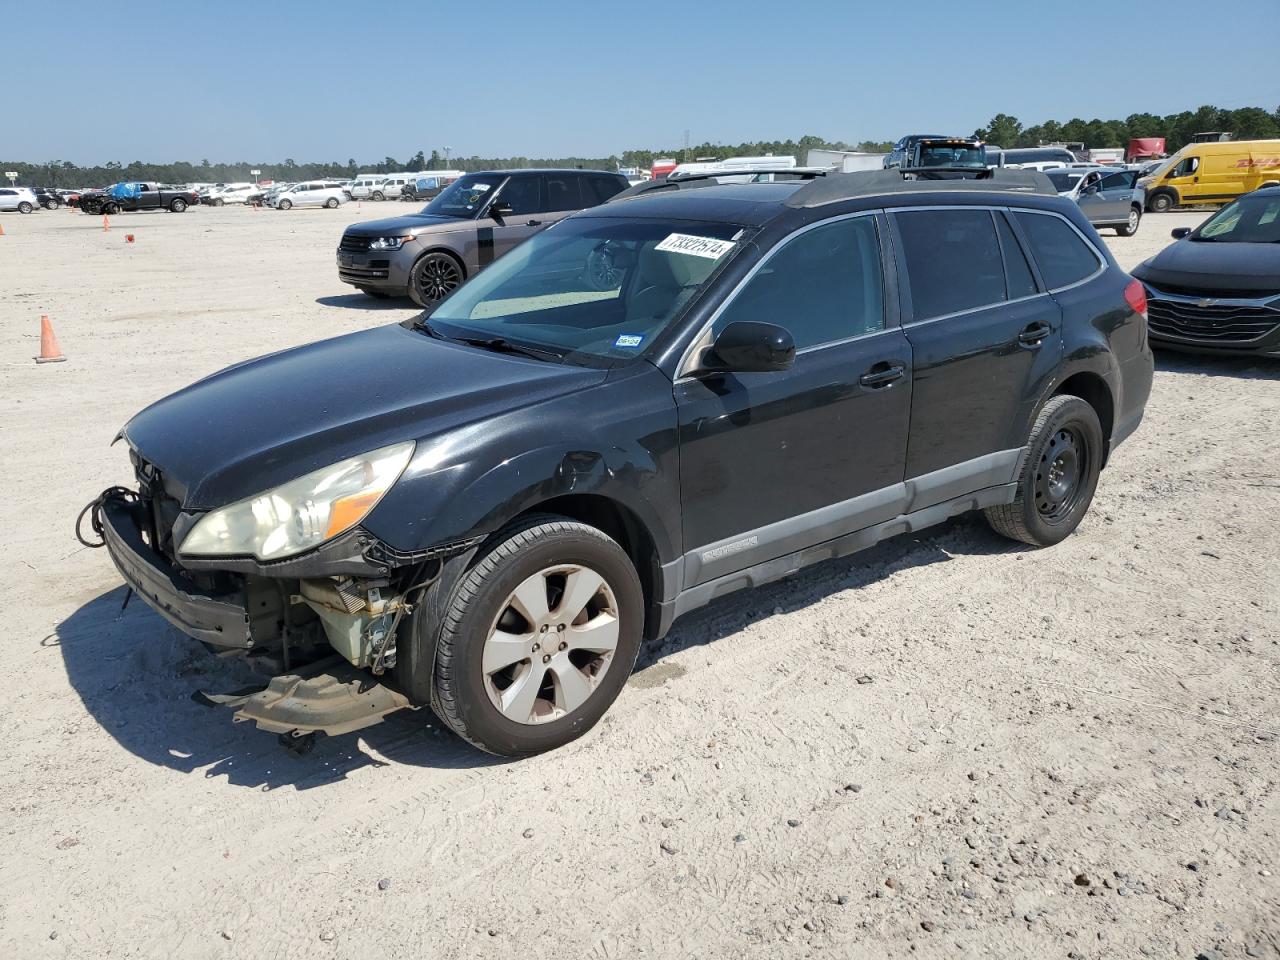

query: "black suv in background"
left=337, top=168, right=629, bottom=306
left=89, top=168, right=1153, bottom=757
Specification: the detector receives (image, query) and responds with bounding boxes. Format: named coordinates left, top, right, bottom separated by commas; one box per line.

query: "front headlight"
left=179, top=441, right=415, bottom=561
left=369, top=235, right=412, bottom=251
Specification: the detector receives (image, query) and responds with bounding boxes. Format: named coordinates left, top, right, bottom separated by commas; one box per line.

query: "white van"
left=372, top=174, right=417, bottom=200
left=349, top=176, right=388, bottom=200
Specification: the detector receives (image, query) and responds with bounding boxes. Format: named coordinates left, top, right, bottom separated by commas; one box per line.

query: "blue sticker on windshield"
left=614, top=333, right=645, bottom=349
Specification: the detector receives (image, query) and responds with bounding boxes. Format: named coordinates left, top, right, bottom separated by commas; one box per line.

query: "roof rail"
left=784, top=168, right=1057, bottom=208
left=607, top=167, right=827, bottom=203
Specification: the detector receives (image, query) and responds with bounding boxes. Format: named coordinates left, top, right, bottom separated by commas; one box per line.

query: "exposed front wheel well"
left=515, top=495, right=662, bottom=640
left=1053, top=372, right=1114, bottom=463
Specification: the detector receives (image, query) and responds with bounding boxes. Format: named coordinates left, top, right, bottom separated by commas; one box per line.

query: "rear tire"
left=169, top=198, right=187, bottom=213
left=325, top=197, right=338, bottom=208
left=413, top=516, right=645, bottom=757
left=1115, top=206, right=1141, bottom=237
left=985, top=395, right=1104, bottom=547
left=18, top=201, right=33, bottom=214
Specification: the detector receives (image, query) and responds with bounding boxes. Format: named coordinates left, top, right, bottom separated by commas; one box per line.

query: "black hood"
left=123, top=324, right=606, bottom=510
left=1132, top=238, right=1280, bottom=295
left=343, top=214, right=471, bottom=237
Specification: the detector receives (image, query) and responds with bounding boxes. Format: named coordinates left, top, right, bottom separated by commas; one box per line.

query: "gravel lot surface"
left=0, top=202, right=1276, bottom=959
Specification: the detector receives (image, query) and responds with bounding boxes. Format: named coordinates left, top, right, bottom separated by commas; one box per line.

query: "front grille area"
left=339, top=234, right=372, bottom=253
left=1147, top=296, right=1280, bottom=344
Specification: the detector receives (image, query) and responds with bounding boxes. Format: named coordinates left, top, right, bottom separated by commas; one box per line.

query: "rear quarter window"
left=1013, top=212, right=1102, bottom=290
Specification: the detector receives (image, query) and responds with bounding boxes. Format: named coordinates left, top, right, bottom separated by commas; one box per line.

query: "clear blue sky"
left=6, top=0, right=1277, bottom=164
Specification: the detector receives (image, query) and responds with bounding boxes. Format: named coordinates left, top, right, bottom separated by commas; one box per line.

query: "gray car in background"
left=337, top=169, right=629, bottom=306
left=1046, top=167, right=1145, bottom=236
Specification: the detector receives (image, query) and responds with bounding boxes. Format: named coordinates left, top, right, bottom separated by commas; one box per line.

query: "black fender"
left=362, top=362, right=682, bottom=572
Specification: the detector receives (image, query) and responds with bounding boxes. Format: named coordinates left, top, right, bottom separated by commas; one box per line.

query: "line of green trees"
left=7, top=104, right=1276, bottom=188
left=974, top=104, right=1280, bottom=151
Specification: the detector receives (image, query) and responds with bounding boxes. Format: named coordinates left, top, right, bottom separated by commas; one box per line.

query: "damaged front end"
left=82, top=452, right=476, bottom=742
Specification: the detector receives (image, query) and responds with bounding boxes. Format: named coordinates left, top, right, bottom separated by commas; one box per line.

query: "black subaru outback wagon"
left=87, top=168, right=1153, bottom=757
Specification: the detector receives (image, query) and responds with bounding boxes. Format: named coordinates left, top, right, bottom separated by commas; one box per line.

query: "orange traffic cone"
left=36, top=315, right=66, bottom=364
left=102, top=214, right=110, bottom=232
left=0, top=222, right=5, bottom=236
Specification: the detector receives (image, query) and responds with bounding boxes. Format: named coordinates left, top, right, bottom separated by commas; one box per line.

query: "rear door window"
left=894, top=209, right=1006, bottom=320
left=1013, top=212, right=1102, bottom=290
left=581, top=175, right=622, bottom=206
left=544, top=173, right=582, bottom=212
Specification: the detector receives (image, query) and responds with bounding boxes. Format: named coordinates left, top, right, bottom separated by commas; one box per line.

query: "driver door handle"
left=526, top=219, right=542, bottom=226
left=859, top=362, right=906, bottom=388
left=1018, top=322, right=1051, bottom=346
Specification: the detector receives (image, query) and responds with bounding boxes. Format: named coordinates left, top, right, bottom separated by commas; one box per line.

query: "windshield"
left=917, top=144, right=986, bottom=168
left=1046, top=171, right=1085, bottom=192
left=420, top=174, right=507, bottom=219
left=1196, top=194, right=1280, bottom=243
left=426, top=216, right=748, bottom=362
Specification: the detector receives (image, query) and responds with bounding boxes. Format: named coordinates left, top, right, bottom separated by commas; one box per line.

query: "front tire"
left=213, top=197, right=224, bottom=207
left=278, top=198, right=292, bottom=210
left=1116, top=206, right=1141, bottom=237
left=408, top=251, right=465, bottom=307
left=1148, top=191, right=1174, bottom=213
left=985, top=395, right=1104, bottom=547
left=415, top=517, right=645, bottom=757
left=371, top=191, right=385, bottom=201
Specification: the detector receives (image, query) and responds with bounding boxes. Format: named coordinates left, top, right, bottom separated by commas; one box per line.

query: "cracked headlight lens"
left=179, top=441, right=415, bottom=561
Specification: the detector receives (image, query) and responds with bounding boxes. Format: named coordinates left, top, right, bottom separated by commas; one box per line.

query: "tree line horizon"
left=7, top=104, right=1277, bottom=188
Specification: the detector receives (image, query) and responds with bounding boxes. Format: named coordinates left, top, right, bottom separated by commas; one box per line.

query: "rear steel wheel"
left=985, top=394, right=1103, bottom=547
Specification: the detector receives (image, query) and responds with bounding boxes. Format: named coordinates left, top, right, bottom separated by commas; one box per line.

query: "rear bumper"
left=100, top=496, right=252, bottom=649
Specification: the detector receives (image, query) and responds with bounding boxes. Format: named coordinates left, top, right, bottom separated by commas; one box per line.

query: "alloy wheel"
left=415, top=254, right=462, bottom=303
left=481, top=564, right=620, bottom=725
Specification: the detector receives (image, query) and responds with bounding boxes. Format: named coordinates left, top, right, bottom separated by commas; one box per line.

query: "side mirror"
left=489, top=200, right=512, bottom=219
left=1171, top=227, right=1192, bottom=240
left=702, top=321, right=795, bottom=374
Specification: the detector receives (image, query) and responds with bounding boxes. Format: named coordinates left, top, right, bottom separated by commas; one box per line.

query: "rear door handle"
left=1018, top=322, right=1051, bottom=346
left=859, top=362, right=906, bottom=388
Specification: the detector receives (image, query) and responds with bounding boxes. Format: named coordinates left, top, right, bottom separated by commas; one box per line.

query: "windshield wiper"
left=454, top=336, right=564, bottom=363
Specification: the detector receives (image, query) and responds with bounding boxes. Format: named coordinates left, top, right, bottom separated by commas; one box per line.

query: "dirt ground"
left=0, top=200, right=1276, bottom=960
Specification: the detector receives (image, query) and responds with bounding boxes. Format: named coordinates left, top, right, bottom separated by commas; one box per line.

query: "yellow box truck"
left=1138, top=139, right=1280, bottom=212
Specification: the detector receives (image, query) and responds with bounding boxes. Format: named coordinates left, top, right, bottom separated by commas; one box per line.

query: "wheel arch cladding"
left=1053, top=371, right=1114, bottom=457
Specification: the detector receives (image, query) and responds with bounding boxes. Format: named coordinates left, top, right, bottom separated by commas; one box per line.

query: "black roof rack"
left=784, top=168, right=1057, bottom=208
left=606, top=168, right=827, bottom=203
left=606, top=167, right=1057, bottom=207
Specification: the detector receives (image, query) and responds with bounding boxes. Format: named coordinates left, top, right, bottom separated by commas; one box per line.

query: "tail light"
left=1124, top=278, right=1148, bottom=319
